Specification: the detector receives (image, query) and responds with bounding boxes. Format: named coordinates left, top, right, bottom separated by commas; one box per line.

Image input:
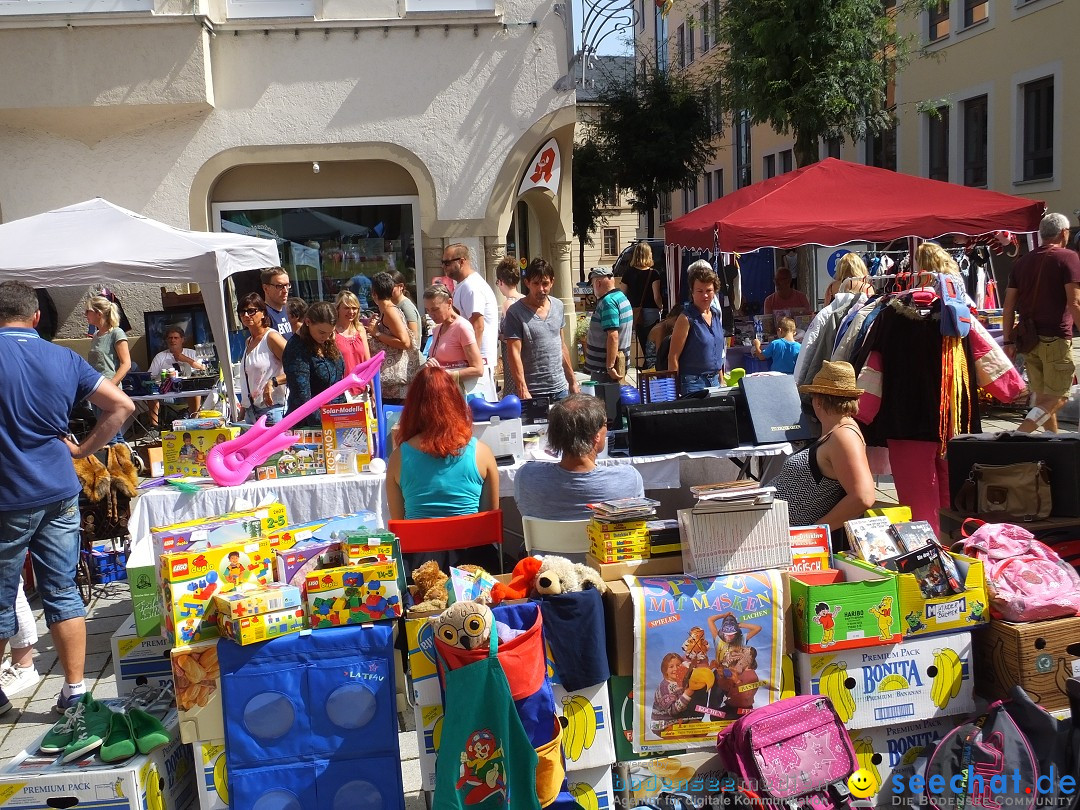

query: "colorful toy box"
left=789, top=525, right=831, bottom=573
left=274, top=540, right=343, bottom=590
left=254, top=429, right=326, bottom=480
left=847, top=715, right=958, bottom=804
left=172, top=639, right=223, bottom=745
left=265, top=518, right=333, bottom=550
left=191, top=739, right=228, bottom=810
left=305, top=560, right=402, bottom=627
left=161, top=538, right=274, bottom=645
left=838, top=549, right=988, bottom=638
left=320, top=400, right=377, bottom=473
left=216, top=606, right=307, bottom=646
left=212, top=583, right=302, bottom=620
left=162, top=427, right=241, bottom=477
left=110, top=613, right=173, bottom=696
left=794, top=629, right=976, bottom=728
left=790, top=566, right=902, bottom=653
left=972, top=614, right=1080, bottom=712
left=0, top=710, right=195, bottom=810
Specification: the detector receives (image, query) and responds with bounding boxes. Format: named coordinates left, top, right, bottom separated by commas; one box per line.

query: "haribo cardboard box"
left=161, top=538, right=273, bottom=645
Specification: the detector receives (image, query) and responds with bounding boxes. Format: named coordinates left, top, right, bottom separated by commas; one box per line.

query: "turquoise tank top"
left=400, top=437, right=484, bottom=519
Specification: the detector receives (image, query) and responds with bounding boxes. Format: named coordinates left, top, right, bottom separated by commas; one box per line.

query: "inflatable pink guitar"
left=206, top=352, right=385, bottom=487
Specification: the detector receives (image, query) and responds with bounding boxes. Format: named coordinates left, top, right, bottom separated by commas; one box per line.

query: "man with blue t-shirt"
left=584, top=266, right=633, bottom=382
left=515, top=394, right=644, bottom=522
left=261, top=267, right=293, bottom=337
left=0, top=281, right=134, bottom=715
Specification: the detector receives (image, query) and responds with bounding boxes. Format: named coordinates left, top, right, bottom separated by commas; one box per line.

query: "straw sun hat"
left=798, top=361, right=864, bottom=398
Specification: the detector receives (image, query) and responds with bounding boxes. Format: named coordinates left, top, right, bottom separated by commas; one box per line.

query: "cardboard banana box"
left=846, top=715, right=960, bottom=804
left=795, top=630, right=975, bottom=728
left=565, top=765, right=615, bottom=810
left=553, top=683, right=616, bottom=773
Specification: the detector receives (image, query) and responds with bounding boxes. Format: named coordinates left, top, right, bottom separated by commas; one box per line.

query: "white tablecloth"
left=128, top=443, right=791, bottom=544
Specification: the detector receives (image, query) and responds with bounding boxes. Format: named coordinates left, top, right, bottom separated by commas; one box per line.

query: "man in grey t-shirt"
left=503, top=258, right=579, bottom=401
left=515, top=394, right=644, bottom=521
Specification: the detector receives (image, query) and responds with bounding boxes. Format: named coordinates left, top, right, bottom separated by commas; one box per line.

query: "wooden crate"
left=972, top=615, right=1080, bottom=711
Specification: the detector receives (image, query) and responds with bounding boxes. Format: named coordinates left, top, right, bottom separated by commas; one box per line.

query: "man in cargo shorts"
left=0, top=281, right=134, bottom=714
left=1003, top=213, right=1080, bottom=433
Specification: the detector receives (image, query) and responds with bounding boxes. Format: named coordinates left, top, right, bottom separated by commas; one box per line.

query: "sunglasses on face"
left=440, top=257, right=462, bottom=267
left=240, top=308, right=261, bottom=316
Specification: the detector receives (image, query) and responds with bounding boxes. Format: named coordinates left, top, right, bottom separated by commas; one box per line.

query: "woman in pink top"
left=333, top=290, right=371, bottom=396
left=423, top=285, right=484, bottom=387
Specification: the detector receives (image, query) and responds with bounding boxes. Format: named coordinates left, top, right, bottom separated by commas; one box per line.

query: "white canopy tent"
left=0, top=198, right=281, bottom=405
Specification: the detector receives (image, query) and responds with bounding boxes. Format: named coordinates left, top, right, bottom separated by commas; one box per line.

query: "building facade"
left=0, top=0, right=577, bottom=343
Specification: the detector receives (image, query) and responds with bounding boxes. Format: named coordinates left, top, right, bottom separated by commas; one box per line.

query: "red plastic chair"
left=388, top=510, right=504, bottom=573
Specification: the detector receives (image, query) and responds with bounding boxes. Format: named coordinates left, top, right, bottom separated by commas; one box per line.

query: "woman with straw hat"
left=771, top=361, right=876, bottom=542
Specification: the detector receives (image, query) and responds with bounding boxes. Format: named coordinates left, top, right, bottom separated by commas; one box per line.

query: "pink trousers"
left=886, top=439, right=951, bottom=527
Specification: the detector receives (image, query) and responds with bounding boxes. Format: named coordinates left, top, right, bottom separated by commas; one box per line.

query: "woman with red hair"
left=386, top=365, right=499, bottom=567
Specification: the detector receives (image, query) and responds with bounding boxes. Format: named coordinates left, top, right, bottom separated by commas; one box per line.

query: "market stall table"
left=126, top=388, right=218, bottom=439
left=127, top=443, right=792, bottom=543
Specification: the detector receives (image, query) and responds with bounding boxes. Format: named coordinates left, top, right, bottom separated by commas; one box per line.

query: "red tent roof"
left=663, top=158, right=1045, bottom=252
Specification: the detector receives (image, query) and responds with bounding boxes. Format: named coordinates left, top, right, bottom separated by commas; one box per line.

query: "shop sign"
left=518, top=138, right=562, bottom=198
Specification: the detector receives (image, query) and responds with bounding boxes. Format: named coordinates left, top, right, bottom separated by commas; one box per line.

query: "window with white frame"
left=962, top=95, right=988, bottom=187
left=928, top=106, right=950, bottom=181
left=0, top=0, right=150, bottom=14
left=602, top=228, right=619, bottom=257
left=226, top=0, right=313, bottom=18
left=1022, top=76, right=1054, bottom=181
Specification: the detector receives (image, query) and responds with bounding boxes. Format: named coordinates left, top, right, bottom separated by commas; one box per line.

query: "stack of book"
left=646, top=519, right=682, bottom=556
left=689, top=481, right=776, bottom=513
left=845, top=517, right=963, bottom=599
left=586, top=497, right=660, bottom=563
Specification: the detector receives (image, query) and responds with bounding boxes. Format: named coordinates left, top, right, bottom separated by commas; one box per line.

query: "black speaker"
left=590, top=382, right=623, bottom=429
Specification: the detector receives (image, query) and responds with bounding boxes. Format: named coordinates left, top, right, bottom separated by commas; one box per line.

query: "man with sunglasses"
left=261, top=267, right=293, bottom=336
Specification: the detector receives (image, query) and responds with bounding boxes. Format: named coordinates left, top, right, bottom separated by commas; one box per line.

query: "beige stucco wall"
left=0, top=0, right=577, bottom=339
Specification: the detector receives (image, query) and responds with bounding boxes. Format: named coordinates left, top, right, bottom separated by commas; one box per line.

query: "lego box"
left=320, top=400, right=377, bottom=473
left=0, top=711, right=195, bottom=810
left=172, top=639, right=223, bottom=745
left=838, top=549, right=989, bottom=638
left=162, top=427, right=241, bottom=477
left=191, top=739, right=228, bottom=810
left=110, top=613, right=173, bottom=696
left=161, top=538, right=273, bottom=645
left=790, top=566, right=901, bottom=653
left=212, top=582, right=302, bottom=620
left=305, top=560, right=402, bottom=627
left=795, top=630, right=976, bottom=728
left=972, top=615, right=1080, bottom=712
left=217, top=606, right=307, bottom=646
left=255, top=429, right=326, bottom=480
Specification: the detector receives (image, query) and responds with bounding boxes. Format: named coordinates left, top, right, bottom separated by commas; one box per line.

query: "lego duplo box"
left=162, top=427, right=241, bottom=477
left=838, top=549, right=989, bottom=638
left=110, top=613, right=173, bottom=696
left=553, top=682, right=616, bottom=773
left=0, top=711, right=195, bottom=810
left=217, top=606, right=307, bottom=646
left=172, top=639, right=222, bottom=745
left=790, top=566, right=902, bottom=653
left=794, top=630, right=976, bottom=729
left=305, top=560, right=402, bottom=627
left=212, top=582, right=302, bottom=620
left=151, top=503, right=288, bottom=558
left=972, top=615, right=1080, bottom=712
left=191, top=739, right=228, bottom=810
left=161, top=538, right=274, bottom=645
left=255, top=429, right=326, bottom=480
left=847, top=715, right=959, bottom=805
left=320, top=400, right=377, bottom=473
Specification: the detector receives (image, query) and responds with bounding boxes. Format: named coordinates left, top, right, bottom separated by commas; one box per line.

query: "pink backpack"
left=961, top=519, right=1080, bottom=622
left=715, top=695, right=872, bottom=809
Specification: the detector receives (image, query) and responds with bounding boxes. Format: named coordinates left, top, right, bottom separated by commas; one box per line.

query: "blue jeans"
left=679, top=371, right=720, bottom=395
left=0, top=495, right=84, bottom=636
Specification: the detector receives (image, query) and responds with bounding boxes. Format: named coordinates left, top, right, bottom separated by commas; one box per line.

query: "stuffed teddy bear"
left=532, top=555, right=607, bottom=597
left=429, top=600, right=494, bottom=650
left=409, top=560, right=449, bottom=613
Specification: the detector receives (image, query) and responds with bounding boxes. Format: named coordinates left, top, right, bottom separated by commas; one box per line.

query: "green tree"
left=593, top=62, right=716, bottom=237
left=711, top=0, right=929, bottom=168
left=572, top=137, right=615, bottom=281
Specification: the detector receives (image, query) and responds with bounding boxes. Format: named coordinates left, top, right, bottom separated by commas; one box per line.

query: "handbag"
left=955, top=460, right=1051, bottom=520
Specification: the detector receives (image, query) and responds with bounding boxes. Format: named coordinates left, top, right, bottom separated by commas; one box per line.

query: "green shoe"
left=128, top=707, right=171, bottom=754
left=99, top=710, right=137, bottom=763
left=60, top=696, right=112, bottom=763
left=39, top=694, right=93, bottom=755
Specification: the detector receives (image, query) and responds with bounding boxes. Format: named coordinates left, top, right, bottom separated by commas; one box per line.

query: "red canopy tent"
left=664, top=158, right=1045, bottom=252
